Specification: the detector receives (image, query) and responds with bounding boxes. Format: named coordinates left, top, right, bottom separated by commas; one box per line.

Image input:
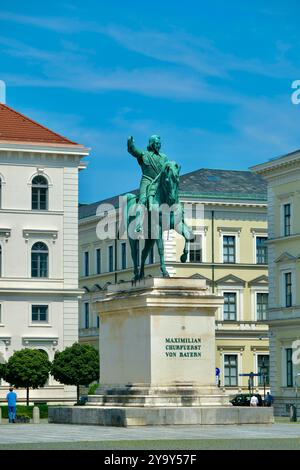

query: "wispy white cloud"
left=102, top=25, right=299, bottom=80
left=1, top=11, right=298, bottom=81
left=0, top=36, right=242, bottom=103
left=0, top=11, right=98, bottom=33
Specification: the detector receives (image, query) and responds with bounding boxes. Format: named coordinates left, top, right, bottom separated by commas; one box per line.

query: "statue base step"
left=88, top=383, right=229, bottom=407
left=48, top=405, right=274, bottom=426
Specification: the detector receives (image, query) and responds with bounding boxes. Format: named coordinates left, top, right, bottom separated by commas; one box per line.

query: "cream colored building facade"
left=0, top=102, right=88, bottom=403
left=253, top=151, right=300, bottom=415
left=79, top=169, right=269, bottom=397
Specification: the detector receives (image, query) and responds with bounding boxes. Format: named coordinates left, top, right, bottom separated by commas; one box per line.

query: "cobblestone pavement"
left=0, top=423, right=300, bottom=444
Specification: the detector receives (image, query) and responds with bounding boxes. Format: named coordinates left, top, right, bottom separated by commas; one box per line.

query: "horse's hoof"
left=162, top=271, right=170, bottom=278
left=180, top=254, right=187, bottom=263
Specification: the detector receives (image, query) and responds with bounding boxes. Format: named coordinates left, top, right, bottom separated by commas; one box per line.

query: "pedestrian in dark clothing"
left=265, top=392, right=274, bottom=407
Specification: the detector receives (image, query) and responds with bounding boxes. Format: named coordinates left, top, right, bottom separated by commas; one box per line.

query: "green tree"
left=5, top=349, right=51, bottom=405
left=51, top=343, right=99, bottom=403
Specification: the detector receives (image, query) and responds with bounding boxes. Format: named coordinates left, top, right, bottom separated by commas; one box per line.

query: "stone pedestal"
left=90, top=278, right=227, bottom=409
left=48, top=278, right=274, bottom=426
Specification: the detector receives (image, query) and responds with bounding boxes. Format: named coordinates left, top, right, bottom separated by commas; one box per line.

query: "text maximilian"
left=165, top=337, right=201, bottom=344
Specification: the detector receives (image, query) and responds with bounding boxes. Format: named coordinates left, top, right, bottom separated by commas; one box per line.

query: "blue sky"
left=1, top=1, right=300, bottom=203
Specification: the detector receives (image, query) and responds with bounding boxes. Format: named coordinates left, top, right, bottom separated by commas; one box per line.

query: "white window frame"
left=222, top=353, right=239, bottom=387
left=0, top=241, right=3, bottom=277
left=120, top=241, right=127, bottom=270
left=84, top=302, right=90, bottom=329
left=107, top=244, right=114, bottom=273
left=0, top=303, right=3, bottom=326
left=29, top=303, right=51, bottom=327
left=83, top=250, right=90, bottom=277
left=218, top=287, right=243, bottom=321
left=220, top=233, right=239, bottom=264
left=187, top=231, right=206, bottom=263
left=255, top=353, right=270, bottom=388
left=94, top=246, right=101, bottom=275
left=254, top=234, right=268, bottom=265
left=253, top=289, right=269, bottom=322
left=280, top=267, right=295, bottom=308
left=29, top=240, right=50, bottom=279
left=28, top=171, right=52, bottom=212
left=280, top=199, right=293, bottom=237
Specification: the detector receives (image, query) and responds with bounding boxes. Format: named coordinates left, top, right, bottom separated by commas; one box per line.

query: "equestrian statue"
left=123, top=135, right=194, bottom=281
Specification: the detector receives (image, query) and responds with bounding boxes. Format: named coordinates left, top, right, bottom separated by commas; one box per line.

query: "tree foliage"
left=51, top=343, right=99, bottom=388
left=5, top=348, right=51, bottom=389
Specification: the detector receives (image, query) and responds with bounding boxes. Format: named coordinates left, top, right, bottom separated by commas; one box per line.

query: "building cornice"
left=251, top=150, right=300, bottom=177
left=0, top=142, right=90, bottom=156
left=0, top=288, right=84, bottom=296
left=267, top=233, right=300, bottom=244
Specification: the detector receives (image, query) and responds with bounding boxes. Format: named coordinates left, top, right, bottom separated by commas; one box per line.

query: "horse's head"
left=161, top=161, right=180, bottom=204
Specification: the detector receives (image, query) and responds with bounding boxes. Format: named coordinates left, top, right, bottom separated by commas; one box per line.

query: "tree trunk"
left=26, top=387, right=29, bottom=406
left=77, top=385, right=80, bottom=404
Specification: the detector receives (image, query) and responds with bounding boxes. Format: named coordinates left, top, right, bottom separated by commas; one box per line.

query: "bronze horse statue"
left=122, top=161, right=194, bottom=280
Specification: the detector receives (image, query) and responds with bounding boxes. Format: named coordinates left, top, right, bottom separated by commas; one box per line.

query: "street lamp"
left=295, top=373, right=300, bottom=410
left=261, top=358, right=268, bottom=403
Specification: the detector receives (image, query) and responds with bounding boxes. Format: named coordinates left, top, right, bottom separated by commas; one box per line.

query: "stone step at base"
left=88, top=394, right=229, bottom=407
left=49, top=405, right=274, bottom=426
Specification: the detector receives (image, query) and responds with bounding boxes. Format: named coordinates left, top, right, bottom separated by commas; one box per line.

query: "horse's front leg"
left=179, top=220, right=195, bottom=263
left=156, top=237, right=169, bottom=277
left=129, top=238, right=139, bottom=281
left=139, top=239, right=154, bottom=280
left=180, top=237, right=189, bottom=263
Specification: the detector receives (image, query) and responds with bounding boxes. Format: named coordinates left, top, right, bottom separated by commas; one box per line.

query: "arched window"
left=31, top=242, right=48, bottom=278
left=32, top=175, right=48, bottom=210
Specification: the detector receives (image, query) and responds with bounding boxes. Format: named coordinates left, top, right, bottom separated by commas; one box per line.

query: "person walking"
left=6, top=386, right=17, bottom=423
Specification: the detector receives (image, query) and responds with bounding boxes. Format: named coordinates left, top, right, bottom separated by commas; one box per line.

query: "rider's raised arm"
left=127, top=136, right=144, bottom=161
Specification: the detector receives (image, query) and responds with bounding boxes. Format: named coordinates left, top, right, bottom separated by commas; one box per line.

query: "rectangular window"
left=96, top=315, right=100, bottom=328
left=285, top=272, right=292, bottom=307
left=256, top=237, right=268, bottom=264
left=84, top=303, right=89, bottom=329
left=286, top=348, right=293, bottom=387
left=258, top=355, right=270, bottom=386
left=256, top=293, right=268, bottom=321
left=284, top=203, right=291, bottom=236
left=0, top=304, right=2, bottom=323
left=223, top=236, right=236, bottom=263
left=32, top=305, right=48, bottom=322
left=96, top=248, right=101, bottom=275
left=121, top=242, right=126, bottom=270
left=189, top=234, right=202, bottom=263
left=108, top=246, right=114, bottom=272
left=224, top=354, right=238, bottom=386
left=223, top=293, right=237, bottom=321
left=84, top=251, right=89, bottom=277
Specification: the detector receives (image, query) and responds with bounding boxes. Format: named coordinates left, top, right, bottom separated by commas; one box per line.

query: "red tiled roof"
left=0, top=103, right=79, bottom=145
